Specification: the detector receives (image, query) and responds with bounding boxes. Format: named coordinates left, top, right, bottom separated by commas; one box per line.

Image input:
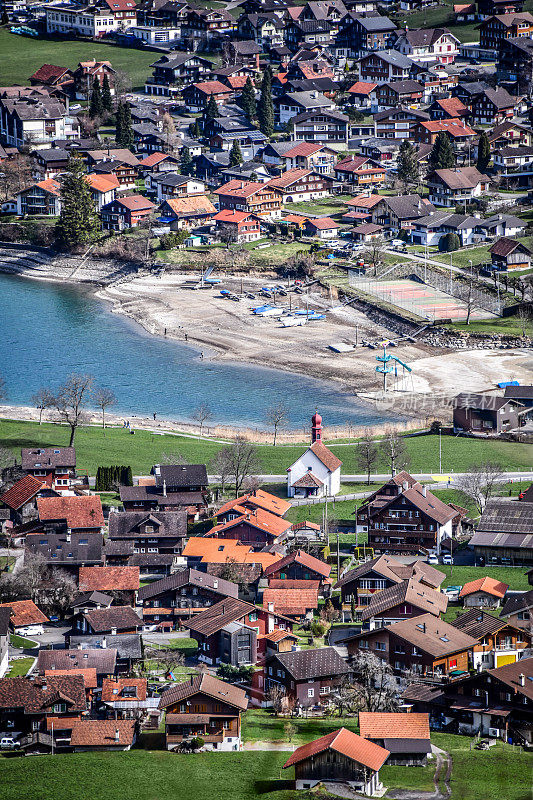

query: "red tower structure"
left=311, top=411, right=322, bottom=443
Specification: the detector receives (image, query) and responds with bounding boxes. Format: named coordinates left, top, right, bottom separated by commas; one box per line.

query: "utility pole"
left=337, top=526, right=340, bottom=581
left=439, top=425, right=442, bottom=474
left=449, top=252, right=453, bottom=294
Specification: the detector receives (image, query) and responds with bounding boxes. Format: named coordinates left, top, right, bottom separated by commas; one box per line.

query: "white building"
left=128, top=25, right=181, bottom=45
left=287, top=413, right=342, bottom=498
left=45, top=3, right=134, bottom=37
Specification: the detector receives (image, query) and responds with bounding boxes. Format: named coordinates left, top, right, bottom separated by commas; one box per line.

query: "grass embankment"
left=242, top=709, right=357, bottom=745
left=2, top=419, right=533, bottom=476
left=0, top=556, right=16, bottom=571
left=447, top=316, right=530, bottom=338
left=9, top=634, right=38, bottom=649
left=6, top=657, right=35, bottom=677
left=0, top=28, right=156, bottom=90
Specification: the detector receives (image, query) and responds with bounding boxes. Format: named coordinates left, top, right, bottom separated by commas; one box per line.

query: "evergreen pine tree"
left=429, top=130, right=455, bottom=172
left=180, top=146, right=193, bottom=176
left=205, top=95, right=218, bottom=122
left=257, top=67, right=274, bottom=138
left=56, top=155, right=100, bottom=250
left=477, top=131, right=491, bottom=173
left=229, top=138, right=243, bottom=166
left=120, top=102, right=134, bottom=149
left=240, top=76, right=256, bottom=119
left=102, top=74, right=113, bottom=114
left=397, top=140, right=419, bottom=190
left=89, top=77, right=104, bottom=119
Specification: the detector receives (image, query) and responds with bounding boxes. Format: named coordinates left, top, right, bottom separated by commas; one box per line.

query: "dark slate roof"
left=450, top=608, right=514, bottom=639
left=137, top=567, right=239, bottom=601
left=129, top=553, right=177, bottom=566
left=273, top=647, right=351, bottom=680
left=25, top=532, right=103, bottom=565
left=82, top=606, right=143, bottom=633
left=352, top=13, right=396, bottom=30
left=103, top=539, right=135, bottom=556
left=187, top=597, right=256, bottom=636
left=154, top=464, right=208, bottom=487
left=501, top=588, right=533, bottom=617
left=68, top=634, right=142, bottom=659
left=159, top=673, right=248, bottom=710
left=383, top=738, right=432, bottom=753
left=21, top=447, right=76, bottom=469
left=108, top=511, right=187, bottom=540
left=360, top=578, right=447, bottom=621
left=69, top=591, right=113, bottom=609
left=504, top=385, right=533, bottom=400
left=0, top=675, right=87, bottom=714
left=476, top=499, right=533, bottom=535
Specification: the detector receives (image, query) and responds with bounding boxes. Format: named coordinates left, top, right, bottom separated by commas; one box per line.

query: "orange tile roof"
left=433, top=97, right=469, bottom=117
left=35, top=179, right=60, bottom=196
left=0, top=474, right=45, bottom=510
left=85, top=173, right=120, bottom=192
left=345, top=194, right=382, bottom=209
left=78, top=566, right=140, bottom=592
left=138, top=477, right=156, bottom=486
left=268, top=168, right=313, bottom=189
left=193, top=80, right=232, bottom=96
left=306, top=216, right=339, bottom=230
left=37, top=495, right=104, bottom=529
left=264, top=628, right=298, bottom=643
left=420, top=118, right=476, bottom=137
left=164, top=195, right=216, bottom=216
left=139, top=152, right=169, bottom=168
left=217, top=489, right=291, bottom=518
left=69, top=719, right=136, bottom=747
left=264, top=549, right=331, bottom=579
left=359, top=712, right=430, bottom=740
left=214, top=179, right=271, bottom=199
left=309, top=440, right=342, bottom=470
left=459, top=577, right=509, bottom=599
left=348, top=81, right=378, bottom=95
left=101, top=677, right=147, bottom=703
left=281, top=214, right=308, bottom=225
left=182, top=537, right=280, bottom=568
left=45, top=668, right=98, bottom=690
left=207, top=507, right=292, bottom=539
left=226, top=75, right=248, bottom=89
left=213, top=209, right=253, bottom=224
left=263, top=586, right=319, bottom=615
left=283, top=728, right=389, bottom=772
left=0, top=599, right=48, bottom=627
left=283, top=142, right=324, bottom=158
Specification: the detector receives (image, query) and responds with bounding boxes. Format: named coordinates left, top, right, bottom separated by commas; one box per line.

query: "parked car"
left=0, top=734, right=21, bottom=749
left=16, top=625, right=44, bottom=636
left=428, top=555, right=439, bottom=565
left=441, top=554, right=453, bottom=565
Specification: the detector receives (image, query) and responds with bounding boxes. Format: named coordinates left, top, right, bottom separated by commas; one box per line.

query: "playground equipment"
left=375, top=344, right=412, bottom=392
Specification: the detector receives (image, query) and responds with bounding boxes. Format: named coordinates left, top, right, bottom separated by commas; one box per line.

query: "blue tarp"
left=498, top=380, right=519, bottom=388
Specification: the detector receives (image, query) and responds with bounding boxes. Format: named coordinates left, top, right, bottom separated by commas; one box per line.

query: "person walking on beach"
left=153, top=412, right=156, bottom=420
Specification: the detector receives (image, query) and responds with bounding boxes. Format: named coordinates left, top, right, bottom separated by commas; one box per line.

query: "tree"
left=457, top=461, right=504, bottom=514
left=180, top=145, right=193, bottom=176
left=89, top=77, right=104, bottom=119
left=380, top=428, right=409, bottom=477
left=257, top=67, right=274, bottom=138
left=113, top=69, right=132, bottom=101
left=477, top=131, right=491, bottom=173
left=265, top=402, right=288, bottom=446
left=0, top=153, right=32, bottom=202
left=102, top=74, right=113, bottom=114
left=31, top=388, right=54, bottom=425
left=397, top=140, right=419, bottom=191
left=162, top=112, right=175, bottom=150
left=210, top=448, right=231, bottom=495
left=93, top=386, right=116, bottom=430
left=56, top=155, right=100, bottom=250
left=266, top=684, right=286, bottom=716
left=518, top=305, right=532, bottom=338
left=457, top=280, right=479, bottom=325
left=229, top=138, right=243, bottom=167
left=283, top=720, right=296, bottom=741
left=54, top=373, right=94, bottom=446
left=363, top=236, right=388, bottom=276
left=205, top=95, right=218, bottom=123
left=218, top=436, right=260, bottom=497
left=115, top=101, right=133, bottom=149
left=429, top=131, right=455, bottom=172
left=330, top=675, right=358, bottom=717
left=438, top=232, right=461, bottom=253
left=239, top=76, right=256, bottom=119
left=356, top=429, right=379, bottom=485
left=351, top=650, right=401, bottom=712
left=192, top=402, right=212, bottom=436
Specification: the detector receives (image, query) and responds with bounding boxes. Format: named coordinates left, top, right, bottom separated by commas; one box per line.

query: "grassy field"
left=155, top=240, right=313, bottom=268
left=398, top=0, right=480, bottom=42
left=2, top=419, right=533, bottom=476
left=6, top=657, right=35, bottom=677
left=0, top=29, right=156, bottom=90
left=242, top=709, right=357, bottom=745
left=9, top=634, right=38, bottom=649
left=438, top=564, right=530, bottom=591
left=284, top=196, right=353, bottom=217
left=448, top=315, right=529, bottom=338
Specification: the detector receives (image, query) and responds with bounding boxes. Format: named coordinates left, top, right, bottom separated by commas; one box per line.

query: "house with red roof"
left=78, top=567, right=140, bottom=605
left=36, top=495, right=105, bottom=534
left=283, top=727, right=389, bottom=795
left=15, top=179, right=61, bottom=217
left=263, top=584, right=319, bottom=619
left=264, top=550, right=332, bottom=595
left=287, top=413, right=342, bottom=497
left=304, top=216, right=340, bottom=239
left=84, top=173, right=119, bottom=211
left=205, top=507, right=292, bottom=549
left=0, top=600, right=49, bottom=635
left=459, top=577, right=509, bottom=608
left=428, top=96, right=470, bottom=120
left=0, top=475, right=49, bottom=526
left=415, top=118, right=477, bottom=146
left=138, top=152, right=181, bottom=179
left=334, top=156, right=387, bottom=190
left=267, top=168, right=334, bottom=203
left=279, top=142, right=339, bottom=175
left=182, top=80, right=233, bottom=112
left=359, top=711, right=431, bottom=766
left=29, top=64, right=75, bottom=93
left=213, top=209, right=262, bottom=243
left=347, top=81, right=378, bottom=110
left=100, top=195, right=155, bottom=231
left=214, top=179, right=283, bottom=219
left=73, top=60, right=116, bottom=99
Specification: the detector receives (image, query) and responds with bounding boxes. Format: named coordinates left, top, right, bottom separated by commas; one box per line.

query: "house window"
left=308, top=688, right=314, bottom=698
left=53, top=703, right=66, bottom=713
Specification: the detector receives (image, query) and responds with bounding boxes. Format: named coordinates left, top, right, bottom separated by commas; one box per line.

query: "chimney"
left=422, top=485, right=427, bottom=497
left=190, top=674, right=195, bottom=685
left=221, top=604, right=225, bottom=614
left=268, top=602, right=274, bottom=612
left=163, top=480, right=167, bottom=497
left=402, top=481, right=409, bottom=491
left=519, top=673, right=525, bottom=687
left=66, top=532, right=71, bottom=543
left=115, top=728, right=120, bottom=742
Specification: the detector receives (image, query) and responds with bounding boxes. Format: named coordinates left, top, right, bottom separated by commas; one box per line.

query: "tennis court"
left=349, top=276, right=496, bottom=322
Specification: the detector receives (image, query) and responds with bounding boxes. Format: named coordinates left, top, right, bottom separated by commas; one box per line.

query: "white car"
left=0, top=735, right=20, bottom=749
left=441, top=554, right=453, bottom=565
left=15, top=625, right=44, bottom=636
left=427, top=555, right=439, bottom=565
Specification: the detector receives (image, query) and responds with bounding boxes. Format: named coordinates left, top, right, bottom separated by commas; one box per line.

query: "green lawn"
left=2, top=419, right=533, bottom=477
left=381, top=763, right=436, bottom=792
left=397, top=0, right=480, bottom=42
left=438, top=565, right=531, bottom=591
left=0, top=556, right=16, bottom=572
left=447, top=315, right=529, bottom=338
left=284, top=196, right=354, bottom=217
left=9, top=634, right=38, bottom=649
left=242, top=709, right=358, bottom=745
left=150, top=637, right=199, bottom=657
left=6, top=657, right=35, bottom=677
left=0, top=28, right=156, bottom=90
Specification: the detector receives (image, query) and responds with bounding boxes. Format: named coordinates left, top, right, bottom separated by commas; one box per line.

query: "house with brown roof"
left=451, top=608, right=530, bottom=669
left=264, top=549, right=331, bottom=593
left=268, top=168, right=333, bottom=203
left=15, top=179, right=61, bottom=217
left=205, top=507, right=292, bottom=549
left=501, top=587, right=533, bottom=631
left=427, top=166, right=490, bottom=207
left=359, top=711, right=431, bottom=765
left=344, top=613, right=476, bottom=678
left=287, top=412, right=342, bottom=497
left=453, top=392, right=527, bottom=435
left=0, top=674, right=87, bottom=737
left=459, top=576, right=509, bottom=608
left=159, top=673, right=248, bottom=751
left=29, top=64, right=75, bottom=91
left=37, top=647, right=117, bottom=683
left=159, top=195, right=217, bottom=231
left=21, top=447, right=76, bottom=493
left=100, top=677, right=148, bottom=719
left=182, top=81, right=233, bottom=112
left=264, top=647, right=352, bottom=707
left=0, top=600, right=49, bottom=635
left=415, top=118, right=477, bottom=146
left=279, top=141, right=339, bottom=174
left=283, top=727, right=389, bottom=795
left=334, top=156, right=387, bottom=189
left=490, top=237, right=532, bottom=271
left=101, top=195, right=155, bottom=231
left=68, top=719, right=136, bottom=751
left=68, top=606, right=143, bottom=644
left=36, top=495, right=104, bottom=535
left=428, top=96, right=470, bottom=120
left=78, top=566, right=140, bottom=605
left=360, top=577, right=448, bottom=629
left=359, top=471, right=457, bottom=556
left=335, top=554, right=445, bottom=621
left=0, top=474, right=49, bottom=526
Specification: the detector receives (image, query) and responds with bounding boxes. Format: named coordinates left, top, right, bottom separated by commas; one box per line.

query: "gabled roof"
left=78, top=567, right=140, bottom=592
left=272, top=647, right=351, bottom=680
left=291, top=472, right=323, bottom=488
left=161, top=195, right=216, bottom=217
left=69, top=719, right=136, bottom=747
left=159, top=672, right=248, bottom=710
left=379, top=613, right=477, bottom=658
left=359, top=711, right=430, bottom=740
left=214, top=179, right=273, bottom=199
left=37, top=495, right=104, bottom=529
left=348, top=81, right=378, bottom=95
left=189, top=80, right=233, bottom=96
left=501, top=587, right=533, bottom=618
left=283, top=728, right=389, bottom=772
left=309, top=440, right=342, bottom=471
left=0, top=675, right=86, bottom=715
left=81, top=606, right=143, bottom=633
left=207, top=507, right=292, bottom=540
left=263, top=549, right=331, bottom=579
left=21, top=447, right=75, bottom=470
left=187, top=597, right=256, bottom=637
left=263, top=586, right=318, bottom=615
left=306, top=216, right=339, bottom=230
left=268, top=167, right=319, bottom=189
left=360, top=577, right=448, bottom=621
left=429, top=166, right=489, bottom=189
left=0, top=600, right=48, bottom=628
left=459, top=576, right=508, bottom=599
left=101, top=677, right=147, bottom=703
left=420, top=119, right=476, bottom=137
left=108, top=195, right=155, bottom=213
left=490, top=237, right=531, bottom=257
left=401, top=26, right=457, bottom=46
left=29, top=64, right=71, bottom=83
left=85, top=173, right=120, bottom=193
left=139, top=152, right=176, bottom=168
left=44, top=668, right=97, bottom=690
left=451, top=608, right=524, bottom=639
left=486, top=656, right=533, bottom=701
left=0, top=474, right=45, bottom=510
left=431, top=97, right=469, bottom=118
left=216, top=489, right=291, bottom=518
left=137, top=567, right=238, bottom=601
left=37, top=648, right=117, bottom=675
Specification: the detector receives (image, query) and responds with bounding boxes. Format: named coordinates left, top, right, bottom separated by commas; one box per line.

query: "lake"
left=0, top=272, right=398, bottom=429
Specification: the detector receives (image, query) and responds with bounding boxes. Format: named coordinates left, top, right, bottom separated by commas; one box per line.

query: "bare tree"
left=457, top=461, right=504, bottom=514
left=160, top=451, right=188, bottom=466
left=113, top=69, right=132, bottom=101
left=356, top=429, right=379, bottom=484
left=0, top=154, right=32, bottom=202
left=192, top=402, right=212, bottom=437
left=161, top=112, right=175, bottom=148
left=149, top=647, right=185, bottom=677
left=265, top=401, right=289, bottom=446
left=330, top=675, right=358, bottom=717
left=518, top=306, right=532, bottom=338
left=218, top=225, right=237, bottom=248
left=31, top=388, right=55, bottom=425
left=210, top=448, right=231, bottom=495
left=351, top=651, right=401, bottom=712
left=363, top=236, right=388, bottom=276
left=456, top=280, right=480, bottom=326
left=380, top=428, right=410, bottom=477
left=218, top=437, right=261, bottom=497
left=93, top=386, right=116, bottom=430
left=54, top=373, right=94, bottom=446
left=266, top=684, right=286, bottom=716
